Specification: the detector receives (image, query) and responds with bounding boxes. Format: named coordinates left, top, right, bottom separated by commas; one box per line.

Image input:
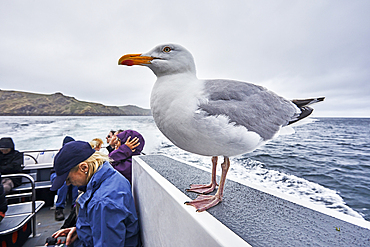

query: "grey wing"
left=199, top=79, right=298, bottom=140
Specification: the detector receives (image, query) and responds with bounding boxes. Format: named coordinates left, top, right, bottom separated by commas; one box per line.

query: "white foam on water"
left=151, top=131, right=365, bottom=220
left=227, top=158, right=364, bottom=219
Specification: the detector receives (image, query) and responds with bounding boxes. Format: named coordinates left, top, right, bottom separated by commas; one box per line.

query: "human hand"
left=125, top=136, right=140, bottom=152
left=44, top=236, right=63, bottom=246
left=47, top=227, right=78, bottom=246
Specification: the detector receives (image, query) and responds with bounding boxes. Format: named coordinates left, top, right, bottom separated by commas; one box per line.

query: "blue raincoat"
left=73, top=161, right=139, bottom=246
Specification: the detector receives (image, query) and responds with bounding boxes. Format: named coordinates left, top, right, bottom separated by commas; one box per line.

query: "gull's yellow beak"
left=118, top=54, right=154, bottom=66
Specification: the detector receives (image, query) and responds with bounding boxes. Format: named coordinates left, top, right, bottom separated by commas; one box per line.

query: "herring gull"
left=118, top=44, right=324, bottom=212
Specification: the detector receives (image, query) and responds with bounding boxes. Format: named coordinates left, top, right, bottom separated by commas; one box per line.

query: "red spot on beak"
left=122, top=60, right=134, bottom=66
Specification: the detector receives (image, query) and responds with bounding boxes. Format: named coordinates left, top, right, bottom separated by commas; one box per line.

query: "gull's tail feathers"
left=288, top=97, right=325, bottom=125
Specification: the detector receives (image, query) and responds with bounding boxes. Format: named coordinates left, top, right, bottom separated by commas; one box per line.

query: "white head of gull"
left=118, top=44, right=324, bottom=212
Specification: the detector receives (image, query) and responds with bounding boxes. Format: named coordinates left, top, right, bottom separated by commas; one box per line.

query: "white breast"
left=150, top=75, right=264, bottom=157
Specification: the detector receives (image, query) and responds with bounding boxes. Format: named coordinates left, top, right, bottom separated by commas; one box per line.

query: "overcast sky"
left=1, top=1, right=369, bottom=117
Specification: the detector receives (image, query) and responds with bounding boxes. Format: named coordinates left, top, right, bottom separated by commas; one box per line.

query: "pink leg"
left=186, top=156, right=218, bottom=194
left=185, top=157, right=230, bottom=212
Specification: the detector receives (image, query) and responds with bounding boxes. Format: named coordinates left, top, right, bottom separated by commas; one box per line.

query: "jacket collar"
left=78, top=161, right=115, bottom=210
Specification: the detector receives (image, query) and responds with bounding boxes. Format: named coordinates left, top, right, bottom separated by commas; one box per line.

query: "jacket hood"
left=0, top=137, right=15, bottom=150
left=117, top=130, right=145, bottom=155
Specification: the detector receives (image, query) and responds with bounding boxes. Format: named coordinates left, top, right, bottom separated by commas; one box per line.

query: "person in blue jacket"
left=50, top=136, right=79, bottom=221
left=49, top=141, right=139, bottom=246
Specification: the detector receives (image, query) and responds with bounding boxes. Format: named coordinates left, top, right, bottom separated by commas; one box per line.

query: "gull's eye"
left=163, top=46, right=171, bottom=53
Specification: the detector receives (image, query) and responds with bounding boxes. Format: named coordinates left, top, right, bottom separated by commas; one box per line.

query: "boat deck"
left=23, top=205, right=69, bottom=246
left=138, top=154, right=370, bottom=246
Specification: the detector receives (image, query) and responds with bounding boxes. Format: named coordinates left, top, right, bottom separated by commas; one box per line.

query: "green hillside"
left=0, top=90, right=151, bottom=116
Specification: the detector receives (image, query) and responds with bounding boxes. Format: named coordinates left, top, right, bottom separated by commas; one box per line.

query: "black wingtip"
left=291, top=97, right=325, bottom=108
left=317, top=97, right=325, bottom=102
left=288, top=97, right=325, bottom=125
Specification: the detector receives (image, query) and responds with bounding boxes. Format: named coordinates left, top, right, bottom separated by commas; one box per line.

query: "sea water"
left=0, top=116, right=369, bottom=221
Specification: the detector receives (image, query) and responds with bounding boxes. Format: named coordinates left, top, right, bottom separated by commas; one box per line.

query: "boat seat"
left=0, top=201, right=45, bottom=246
left=5, top=201, right=44, bottom=216
left=6, top=175, right=54, bottom=208
left=1, top=201, right=44, bottom=224
left=8, top=166, right=55, bottom=207
left=12, top=181, right=52, bottom=192
left=0, top=174, right=45, bottom=246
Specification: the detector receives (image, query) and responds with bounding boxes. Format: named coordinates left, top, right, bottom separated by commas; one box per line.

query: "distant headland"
left=0, top=89, right=151, bottom=116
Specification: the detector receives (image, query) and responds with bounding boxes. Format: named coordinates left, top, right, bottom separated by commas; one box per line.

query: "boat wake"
left=154, top=139, right=364, bottom=220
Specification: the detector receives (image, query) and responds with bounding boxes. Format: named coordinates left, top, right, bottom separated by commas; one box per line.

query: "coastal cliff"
left=0, top=90, right=151, bottom=116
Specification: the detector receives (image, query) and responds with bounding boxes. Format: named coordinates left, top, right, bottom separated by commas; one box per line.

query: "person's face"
left=106, top=132, right=112, bottom=144
left=116, top=139, right=121, bottom=148
left=0, top=148, right=11, bottom=154
left=112, top=132, right=119, bottom=142
left=66, top=163, right=88, bottom=187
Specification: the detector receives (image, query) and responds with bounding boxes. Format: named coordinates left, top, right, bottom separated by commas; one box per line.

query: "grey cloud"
left=0, top=0, right=369, bottom=116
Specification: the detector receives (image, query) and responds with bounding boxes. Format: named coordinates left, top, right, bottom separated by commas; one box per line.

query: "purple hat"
left=117, top=130, right=145, bottom=155
left=51, top=141, right=95, bottom=191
